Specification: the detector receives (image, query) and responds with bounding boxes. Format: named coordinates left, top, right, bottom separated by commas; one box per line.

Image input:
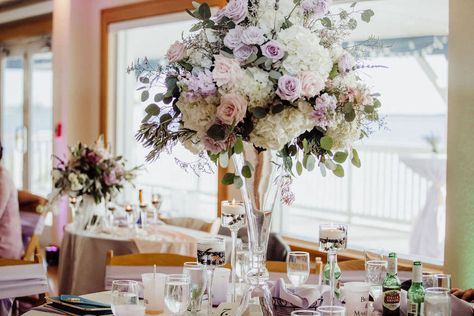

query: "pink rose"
left=261, top=40, right=285, bottom=61
left=240, top=26, right=265, bottom=45
left=201, top=133, right=227, bottom=154
left=166, top=41, right=186, bottom=63
left=276, top=75, right=301, bottom=102
left=212, top=55, right=243, bottom=87
left=299, top=71, right=325, bottom=98
left=224, top=26, right=244, bottom=49
left=233, top=44, right=258, bottom=61
left=216, top=94, right=248, bottom=125
left=223, top=0, right=248, bottom=24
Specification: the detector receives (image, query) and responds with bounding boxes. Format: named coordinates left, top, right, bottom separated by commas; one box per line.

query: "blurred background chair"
left=18, top=190, right=48, bottom=258
left=161, top=217, right=220, bottom=234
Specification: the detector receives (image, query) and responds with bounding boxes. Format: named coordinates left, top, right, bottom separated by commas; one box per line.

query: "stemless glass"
left=235, top=244, right=250, bottom=285
left=291, top=311, right=321, bottom=316
left=424, top=287, right=451, bottom=316
left=365, top=260, right=388, bottom=299
left=423, top=272, right=435, bottom=288
left=432, top=274, right=451, bottom=289
left=317, top=305, right=346, bottom=315
left=287, top=251, right=310, bottom=287
left=165, top=274, right=191, bottom=316
left=183, top=262, right=208, bottom=313
left=111, top=280, right=144, bottom=316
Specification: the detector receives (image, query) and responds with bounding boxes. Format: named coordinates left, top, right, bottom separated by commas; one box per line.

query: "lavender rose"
left=223, top=0, right=248, bottom=24
left=301, top=0, right=332, bottom=17
left=103, top=171, right=118, bottom=186
left=216, top=93, right=248, bottom=125
left=166, top=41, right=186, bottom=63
left=233, top=44, right=258, bottom=61
left=261, top=40, right=285, bottom=61
left=201, top=133, right=228, bottom=154
left=276, top=75, right=302, bottom=102
left=241, top=26, right=265, bottom=45
left=212, top=54, right=243, bottom=87
left=338, top=53, right=354, bottom=75
left=299, top=71, right=325, bottom=98
left=223, top=26, right=244, bottom=49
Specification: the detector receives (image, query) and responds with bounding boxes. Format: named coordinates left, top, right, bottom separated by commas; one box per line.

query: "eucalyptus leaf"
left=345, top=110, right=356, bottom=122
left=160, top=113, right=172, bottom=124
left=343, top=102, right=353, bottom=113
left=207, top=124, right=227, bottom=141
left=361, top=9, right=375, bottom=23
left=320, top=136, right=333, bottom=151
left=324, top=159, right=337, bottom=171
left=154, top=93, right=165, bottom=103
left=234, top=176, right=243, bottom=188
left=234, top=137, right=244, bottom=154
left=145, top=103, right=160, bottom=115
left=163, top=97, right=173, bottom=105
left=319, top=163, right=327, bottom=177
left=334, top=151, right=348, bottom=163
left=199, top=3, right=211, bottom=20
left=139, top=77, right=149, bottom=84
left=242, top=165, right=252, bottom=178
left=303, top=155, right=316, bottom=171
left=269, top=70, right=282, bottom=80
left=141, top=113, right=152, bottom=123
left=351, top=148, right=361, bottom=168
left=296, top=161, right=303, bottom=176
left=364, top=105, right=374, bottom=113
left=333, top=164, right=345, bottom=177
left=189, top=23, right=202, bottom=32
left=250, top=107, right=268, bottom=119
left=329, top=64, right=338, bottom=79
left=321, top=17, right=332, bottom=28
left=348, top=18, right=357, bottom=30
left=222, top=173, right=235, bottom=185
left=141, top=90, right=149, bottom=102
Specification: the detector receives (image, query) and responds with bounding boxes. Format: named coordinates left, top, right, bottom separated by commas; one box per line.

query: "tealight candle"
left=221, top=199, right=245, bottom=215
left=320, top=227, right=345, bottom=240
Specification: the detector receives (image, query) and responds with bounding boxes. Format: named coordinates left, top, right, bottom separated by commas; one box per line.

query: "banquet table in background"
left=58, top=223, right=232, bottom=295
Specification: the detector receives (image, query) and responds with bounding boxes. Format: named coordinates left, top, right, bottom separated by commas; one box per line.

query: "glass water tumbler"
left=424, top=287, right=451, bottom=316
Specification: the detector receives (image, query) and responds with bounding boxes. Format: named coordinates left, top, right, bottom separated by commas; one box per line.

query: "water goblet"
left=183, top=262, right=207, bottom=313
left=317, top=306, right=346, bottom=315
left=287, top=251, right=310, bottom=287
left=365, top=260, right=388, bottom=299
left=165, top=274, right=191, bottom=316
left=197, top=237, right=226, bottom=315
left=424, top=287, right=451, bottom=316
left=432, top=274, right=451, bottom=289
left=220, top=200, right=246, bottom=302
left=111, top=280, right=144, bottom=316
left=291, top=311, right=321, bottom=316
left=319, top=223, right=348, bottom=306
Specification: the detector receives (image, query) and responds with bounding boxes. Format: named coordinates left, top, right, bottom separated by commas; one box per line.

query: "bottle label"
left=383, top=290, right=401, bottom=311
left=408, top=301, right=424, bottom=316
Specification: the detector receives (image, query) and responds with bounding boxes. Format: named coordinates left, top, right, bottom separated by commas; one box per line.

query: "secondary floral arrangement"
left=131, top=0, right=382, bottom=188
left=49, top=137, right=141, bottom=204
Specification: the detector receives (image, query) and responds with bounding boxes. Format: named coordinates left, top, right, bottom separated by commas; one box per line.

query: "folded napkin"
left=268, top=278, right=329, bottom=309
left=374, top=290, right=474, bottom=316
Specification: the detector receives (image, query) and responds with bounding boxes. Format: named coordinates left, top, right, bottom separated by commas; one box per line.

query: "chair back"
left=161, top=217, right=220, bottom=234
left=105, top=251, right=196, bottom=290
left=23, top=210, right=48, bottom=261
left=0, top=255, right=48, bottom=300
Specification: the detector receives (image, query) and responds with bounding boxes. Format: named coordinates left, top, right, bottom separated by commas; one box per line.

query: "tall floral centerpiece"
left=49, top=137, right=140, bottom=230
left=132, top=0, right=381, bottom=313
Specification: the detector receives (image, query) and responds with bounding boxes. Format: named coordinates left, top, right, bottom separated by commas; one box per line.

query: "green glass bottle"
left=407, top=261, right=425, bottom=316
left=382, top=252, right=401, bottom=316
left=323, top=257, right=341, bottom=298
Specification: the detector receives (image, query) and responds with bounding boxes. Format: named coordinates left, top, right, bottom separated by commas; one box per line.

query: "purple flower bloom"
left=276, top=75, right=301, bottom=102
left=311, top=93, right=337, bottom=128
left=233, top=44, right=258, bottom=61
left=223, top=0, right=248, bottom=24
left=224, top=26, right=244, bottom=49
left=338, top=53, right=354, bottom=75
left=261, top=40, right=285, bottom=61
left=240, top=26, right=265, bottom=45
left=184, top=70, right=217, bottom=98
left=103, top=171, right=118, bottom=186
left=85, top=150, right=102, bottom=164
left=301, top=0, right=332, bottom=17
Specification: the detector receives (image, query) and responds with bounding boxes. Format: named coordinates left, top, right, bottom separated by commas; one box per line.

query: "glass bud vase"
left=232, top=143, right=283, bottom=316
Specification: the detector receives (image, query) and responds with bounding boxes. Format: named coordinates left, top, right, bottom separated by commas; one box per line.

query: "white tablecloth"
left=400, top=154, right=446, bottom=260
left=58, top=223, right=231, bottom=295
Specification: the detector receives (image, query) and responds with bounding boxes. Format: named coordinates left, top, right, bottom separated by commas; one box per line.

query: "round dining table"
left=58, top=223, right=232, bottom=295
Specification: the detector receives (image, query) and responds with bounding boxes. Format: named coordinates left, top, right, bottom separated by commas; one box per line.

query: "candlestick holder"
left=221, top=200, right=246, bottom=303
left=318, top=223, right=347, bottom=306
left=151, top=193, right=162, bottom=223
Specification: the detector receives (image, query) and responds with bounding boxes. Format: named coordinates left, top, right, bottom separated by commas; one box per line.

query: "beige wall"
left=444, top=0, right=474, bottom=288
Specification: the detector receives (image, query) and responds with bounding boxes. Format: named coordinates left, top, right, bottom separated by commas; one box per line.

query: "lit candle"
left=125, top=205, right=133, bottom=213
left=320, top=227, right=345, bottom=240
left=221, top=199, right=245, bottom=215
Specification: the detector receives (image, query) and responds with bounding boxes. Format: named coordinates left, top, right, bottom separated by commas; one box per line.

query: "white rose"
left=299, top=71, right=325, bottom=98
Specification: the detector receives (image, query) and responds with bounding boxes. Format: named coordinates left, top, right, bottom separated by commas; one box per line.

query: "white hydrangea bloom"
left=256, top=0, right=304, bottom=35
left=249, top=101, right=315, bottom=150
left=328, top=44, right=344, bottom=63
left=234, top=67, right=275, bottom=109
left=187, top=48, right=213, bottom=69
left=278, top=25, right=332, bottom=79
left=326, top=115, right=361, bottom=150
left=332, top=72, right=358, bottom=89
left=176, top=95, right=218, bottom=133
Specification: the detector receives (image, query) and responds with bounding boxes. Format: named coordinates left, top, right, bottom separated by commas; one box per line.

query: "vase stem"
left=328, top=252, right=337, bottom=306
left=230, top=229, right=238, bottom=303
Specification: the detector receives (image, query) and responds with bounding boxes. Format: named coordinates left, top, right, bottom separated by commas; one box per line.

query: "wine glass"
left=319, top=223, right=348, bottom=306
left=183, top=262, right=207, bottom=313
left=165, top=274, right=191, bottom=316
left=197, top=237, right=226, bottom=315
left=365, top=260, right=388, bottom=299
left=107, top=202, right=117, bottom=230
left=317, top=306, right=346, bottom=315
left=286, top=251, right=310, bottom=287
left=424, top=287, right=451, bottom=316
left=220, top=200, right=246, bottom=302
left=111, top=280, right=144, bottom=316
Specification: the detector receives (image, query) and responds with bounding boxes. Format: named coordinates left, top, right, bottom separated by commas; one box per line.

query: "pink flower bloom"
left=184, top=70, right=217, bottom=98
left=223, top=0, right=248, bottom=24
left=233, top=44, right=258, bottom=61
left=201, top=133, right=228, bottom=154
left=338, top=53, right=354, bottom=75
left=261, top=40, right=285, bottom=61
left=276, top=75, right=301, bottom=102
left=241, top=26, right=265, bottom=45
left=212, top=54, right=243, bottom=87
left=301, top=0, right=332, bottom=17
left=299, top=71, right=325, bottom=98
left=85, top=150, right=102, bottom=164
left=166, top=41, right=186, bottom=63
left=103, top=171, right=118, bottom=186
left=224, top=26, right=244, bottom=49
left=311, top=93, right=337, bottom=128
left=216, top=93, right=248, bottom=125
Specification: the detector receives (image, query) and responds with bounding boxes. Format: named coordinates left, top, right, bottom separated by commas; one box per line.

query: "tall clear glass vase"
left=232, top=144, right=283, bottom=316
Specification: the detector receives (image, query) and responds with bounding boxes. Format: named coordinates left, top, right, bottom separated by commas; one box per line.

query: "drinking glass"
left=151, top=193, right=162, bottom=223
left=183, top=262, right=207, bottom=313
left=139, top=205, right=148, bottom=229
left=197, top=237, right=226, bottom=315
left=365, top=260, right=388, bottom=299
left=107, top=202, right=117, bottom=229
left=424, top=287, right=451, bottom=316
left=317, top=306, right=346, bottom=315
left=235, top=244, right=250, bottom=285
left=423, top=272, right=435, bottom=288
left=291, top=311, right=321, bottom=316
left=220, top=200, right=246, bottom=303
left=165, top=274, right=191, bottom=315
left=319, top=223, right=348, bottom=306
left=432, top=274, right=451, bottom=289
left=287, top=251, right=310, bottom=287
left=111, top=280, right=144, bottom=316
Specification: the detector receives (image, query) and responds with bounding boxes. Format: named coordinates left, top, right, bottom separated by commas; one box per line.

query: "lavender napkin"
left=268, top=278, right=329, bottom=309
left=374, top=290, right=474, bottom=316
